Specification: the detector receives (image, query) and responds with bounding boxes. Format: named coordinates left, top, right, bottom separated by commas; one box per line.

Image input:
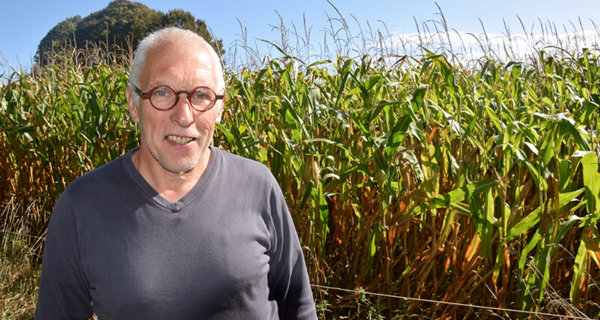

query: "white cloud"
left=223, top=16, right=600, bottom=70
left=376, top=28, right=600, bottom=66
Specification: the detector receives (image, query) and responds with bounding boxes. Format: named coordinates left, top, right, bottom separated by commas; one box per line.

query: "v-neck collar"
left=122, top=146, right=220, bottom=212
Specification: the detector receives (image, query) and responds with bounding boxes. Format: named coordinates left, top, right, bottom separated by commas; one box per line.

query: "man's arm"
left=35, top=191, right=93, bottom=319
left=266, top=176, right=318, bottom=320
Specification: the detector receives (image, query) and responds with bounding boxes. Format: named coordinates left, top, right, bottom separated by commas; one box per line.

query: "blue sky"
left=1, top=0, right=599, bottom=71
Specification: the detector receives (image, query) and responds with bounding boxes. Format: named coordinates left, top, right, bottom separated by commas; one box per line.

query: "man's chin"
left=160, top=161, right=198, bottom=174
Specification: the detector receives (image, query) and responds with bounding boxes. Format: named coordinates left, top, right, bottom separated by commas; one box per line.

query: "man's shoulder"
left=214, top=147, right=270, bottom=174
left=64, top=153, right=129, bottom=197
left=212, top=147, right=276, bottom=186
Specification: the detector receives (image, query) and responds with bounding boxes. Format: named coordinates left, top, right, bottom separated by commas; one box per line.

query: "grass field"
left=2, top=12, right=600, bottom=319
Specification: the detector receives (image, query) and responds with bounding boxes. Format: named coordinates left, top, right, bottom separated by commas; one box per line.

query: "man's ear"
left=126, top=87, right=140, bottom=122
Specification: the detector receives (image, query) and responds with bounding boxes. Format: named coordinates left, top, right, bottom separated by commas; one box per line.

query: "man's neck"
left=131, top=147, right=211, bottom=202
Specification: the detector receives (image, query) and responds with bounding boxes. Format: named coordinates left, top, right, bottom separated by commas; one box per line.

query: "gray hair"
left=129, top=27, right=224, bottom=106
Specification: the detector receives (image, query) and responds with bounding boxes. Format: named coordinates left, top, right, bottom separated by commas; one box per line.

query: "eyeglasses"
left=131, top=84, right=225, bottom=111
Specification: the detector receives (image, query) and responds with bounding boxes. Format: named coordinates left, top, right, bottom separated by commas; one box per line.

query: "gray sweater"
left=35, top=147, right=317, bottom=319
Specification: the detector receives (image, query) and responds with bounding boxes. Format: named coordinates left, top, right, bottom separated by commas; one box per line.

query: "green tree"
left=162, top=9, right=216, bottom=44
left=36, top=15, right=82, bottom=63
left=35, top=0, right=223, bottom=65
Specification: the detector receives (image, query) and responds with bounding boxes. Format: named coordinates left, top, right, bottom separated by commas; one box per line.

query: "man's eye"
left=193, top=92, right=209, bottom=100
left=152, top=86, right=173, bottom=98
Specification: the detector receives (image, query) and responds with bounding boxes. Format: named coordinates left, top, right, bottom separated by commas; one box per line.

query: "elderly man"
left=35, top=27, right=317, bottom=319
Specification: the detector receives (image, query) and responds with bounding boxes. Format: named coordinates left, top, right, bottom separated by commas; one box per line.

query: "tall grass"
left=2, top=9, right=600, bottom=319
left=217, top=49, right=600, bottom=318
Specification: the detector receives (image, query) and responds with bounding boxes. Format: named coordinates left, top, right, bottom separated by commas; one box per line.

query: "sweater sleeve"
left=266, top=176, right=318, bottom=320
left=34, top=191, right=93, bottom=320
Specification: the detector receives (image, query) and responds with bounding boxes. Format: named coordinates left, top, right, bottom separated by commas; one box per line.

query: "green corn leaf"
left=482, top=188, right=495, bottom=260
left=557, top=118, right=591, bottom=150
left=570, top=237, right=589, bottom=302
left=483, top=105, right=503, bottom=133
left=581, top=152, right=600, bottom=217
left=505, top=188, right=584, bottom=242
left=351, top=117, right=373, bottom=143
left=364, top=74, right=383, bottom=92
left=403, top=151, right=424, bottom=182
left=413, top=179, right=498, bottom=215
left=539, top=128, right=556, bottom=166
left=410, top=85, right=427, bottom=111
left=384, top=113, right=412, bottom=162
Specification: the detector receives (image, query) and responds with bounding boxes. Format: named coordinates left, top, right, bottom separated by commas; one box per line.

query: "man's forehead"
left=147, top=41, right=215, bottom=67
left=151, top=39, right=212, bottom=58
left=140, top=48, right=218, bottom=85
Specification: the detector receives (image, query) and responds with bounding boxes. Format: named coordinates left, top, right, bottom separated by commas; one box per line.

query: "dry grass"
left=0, top=238, right=40, bottom=319
left=1, top=200, right=42, bottom=319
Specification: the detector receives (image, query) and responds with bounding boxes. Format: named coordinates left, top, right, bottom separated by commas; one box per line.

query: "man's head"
left=128, top=27, right=225, bottom=107
left=126, top=27, right=225, bottom=175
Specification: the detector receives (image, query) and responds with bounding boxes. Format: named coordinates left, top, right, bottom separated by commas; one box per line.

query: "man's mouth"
left=166, top=135, right=196, bottom=144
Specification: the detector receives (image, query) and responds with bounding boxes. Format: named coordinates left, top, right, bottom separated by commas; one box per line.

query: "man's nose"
left=170, top=93, right=194, bottom=126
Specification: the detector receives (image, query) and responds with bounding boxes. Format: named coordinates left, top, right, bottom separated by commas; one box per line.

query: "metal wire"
left=311, top=284, right=592, bottom=319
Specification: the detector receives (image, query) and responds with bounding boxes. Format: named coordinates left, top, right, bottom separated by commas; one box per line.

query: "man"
left=35, top=27, right=317, bottom=319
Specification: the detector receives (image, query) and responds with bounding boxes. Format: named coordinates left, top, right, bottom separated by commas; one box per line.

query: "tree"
left=36, top=16, right=82, bottom=62
left=35, top=0, right=223, bottom=65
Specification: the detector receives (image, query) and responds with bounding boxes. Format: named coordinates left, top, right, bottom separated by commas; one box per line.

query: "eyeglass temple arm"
left=131, top=84, right=152, bottom=99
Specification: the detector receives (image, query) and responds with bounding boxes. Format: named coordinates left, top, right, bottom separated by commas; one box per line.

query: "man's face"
left=127, top=40, right=224, bottom=174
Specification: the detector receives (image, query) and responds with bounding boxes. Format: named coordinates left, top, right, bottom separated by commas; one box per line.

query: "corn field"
left=2, top=38, right=600, bottom=318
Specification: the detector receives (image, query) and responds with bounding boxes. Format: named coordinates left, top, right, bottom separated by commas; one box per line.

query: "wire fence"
left=311, top=284, right=592, bottom=319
